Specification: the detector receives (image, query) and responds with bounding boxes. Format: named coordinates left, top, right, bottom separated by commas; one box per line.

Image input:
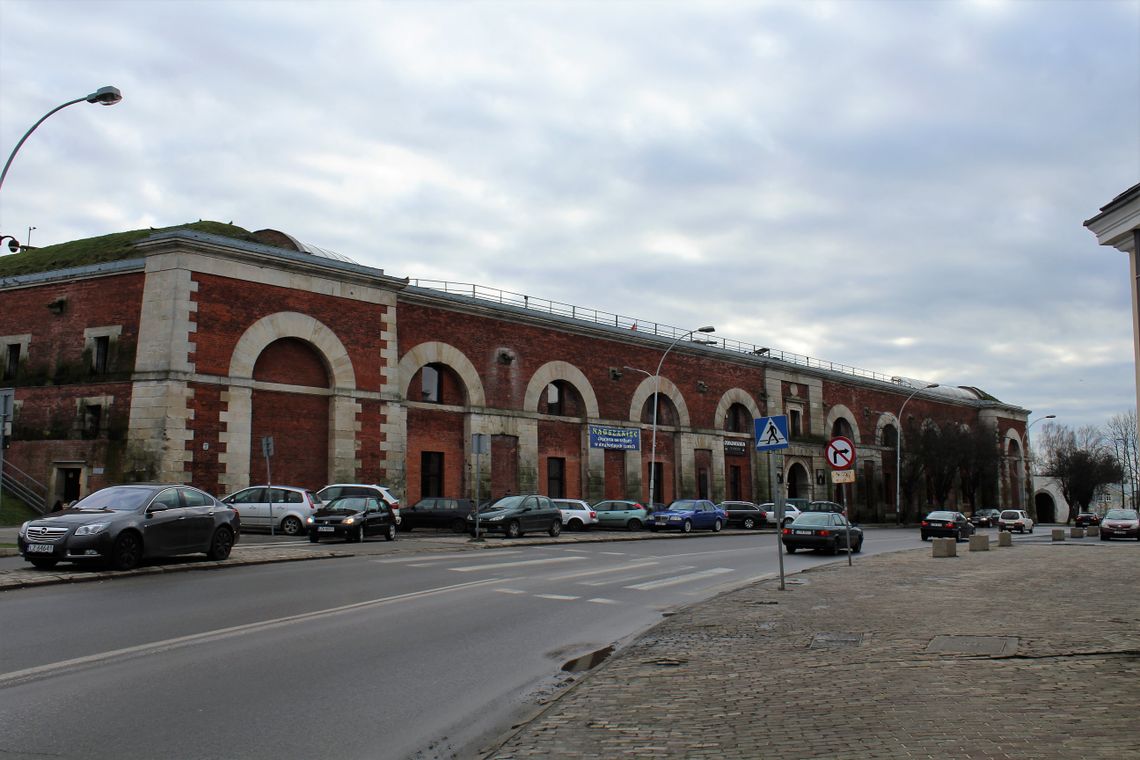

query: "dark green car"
left=466, top=494, right=563, bottom=538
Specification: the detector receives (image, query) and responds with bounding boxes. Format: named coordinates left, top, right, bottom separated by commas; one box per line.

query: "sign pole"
left=771, top=450, right=785, bottom=590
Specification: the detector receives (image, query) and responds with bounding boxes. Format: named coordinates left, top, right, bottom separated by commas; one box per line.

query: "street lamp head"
left=1045, top=414, right=1056, bottom=420
left=696, top=325, right=715, bottom=333
left=925, top=383, right=939, bottom=389
left=86, top=86, right=122, bottom=106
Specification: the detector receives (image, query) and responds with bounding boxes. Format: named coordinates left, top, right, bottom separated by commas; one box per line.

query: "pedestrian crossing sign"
left=754, top=415, right=789, bottom=451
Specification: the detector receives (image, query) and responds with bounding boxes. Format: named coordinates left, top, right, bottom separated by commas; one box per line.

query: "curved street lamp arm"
left=0, top=97, right=87, bottom=195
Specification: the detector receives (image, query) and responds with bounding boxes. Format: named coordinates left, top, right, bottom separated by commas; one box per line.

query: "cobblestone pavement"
left=487, top=539, right=1140, bottom=760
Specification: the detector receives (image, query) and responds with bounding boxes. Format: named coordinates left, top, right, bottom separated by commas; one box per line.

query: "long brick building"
left=0, top=222, right=1033, bottom=522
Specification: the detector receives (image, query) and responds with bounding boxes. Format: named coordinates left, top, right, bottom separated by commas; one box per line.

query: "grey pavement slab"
left=486, top=541, right=1140, bottom=759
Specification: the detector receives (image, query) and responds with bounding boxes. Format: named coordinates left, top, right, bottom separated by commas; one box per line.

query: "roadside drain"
left=561, top=645, right=615, bottom=673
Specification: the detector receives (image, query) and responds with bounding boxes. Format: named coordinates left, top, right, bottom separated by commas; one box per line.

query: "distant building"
left=1, top=222, right=1031, bottom=521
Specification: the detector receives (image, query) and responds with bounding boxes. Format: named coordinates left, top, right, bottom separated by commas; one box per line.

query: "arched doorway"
left=250, top=338, right=330, bottom=489
left=787, top=462, right=810, bottom=499
left=1035, top=492, right=1056, bottom=524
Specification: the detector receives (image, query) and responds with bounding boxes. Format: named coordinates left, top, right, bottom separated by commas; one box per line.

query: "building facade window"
left=3, top=344, right=19, bottom=380
left=547, top=457, right=565, bottom=498
left=92, top=336, right=110, bottom=374
left=81, top=403, right=103, bottom=439
left=729, top=465, right=742, bottom=501
left=421, top=451, right=444, bottom=497
left=545, top=383, right=562, bottom=416
left=421, top=365, right=440, bottom=402
left=789, top=408, right=803, bottom=437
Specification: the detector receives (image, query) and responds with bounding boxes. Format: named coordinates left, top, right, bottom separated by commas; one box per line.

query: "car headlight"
left=75, top=523, right=109, bottom=536
left=487, top=515, right=504, bottom=521
left=669, top=516, right=681, bottom=521
left=18, top=521, right=29, bottom=537
left=344, top=517, right=355, bottom=525
left=306, top=516, right=315, bottom=524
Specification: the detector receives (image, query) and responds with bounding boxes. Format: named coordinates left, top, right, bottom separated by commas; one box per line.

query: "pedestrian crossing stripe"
left=754, top=415, right=789, bottom=450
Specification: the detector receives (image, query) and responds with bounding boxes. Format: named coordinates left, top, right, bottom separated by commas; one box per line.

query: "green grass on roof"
left=0, top=221, right=255, bottom=278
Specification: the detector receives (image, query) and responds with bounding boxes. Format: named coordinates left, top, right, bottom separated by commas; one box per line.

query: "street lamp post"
left=628, top=325, right=715, bottom=509
left=894, top=383, right=938, bottom=524
left=0, top=86, right=123, bottom=247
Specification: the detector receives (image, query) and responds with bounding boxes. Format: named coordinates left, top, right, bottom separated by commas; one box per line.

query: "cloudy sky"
left=1, top=0, right=1137, bottom=432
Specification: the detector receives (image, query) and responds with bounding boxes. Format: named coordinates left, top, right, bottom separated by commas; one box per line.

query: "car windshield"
left=483, top=495, right=529, bottom=511
left=667, top=500, right=700, bottom=511
left=71, top=487, right=154, bottom=512
left=926, top=511, right=957, bottom=520
left=1105, top=509, right=1138, bottom=520
left=790, top=513, right=834, bottom=526
left=324, top=497, right=368, bottom=512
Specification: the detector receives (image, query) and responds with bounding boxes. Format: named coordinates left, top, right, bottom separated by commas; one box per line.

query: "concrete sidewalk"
left=486, top=538, right=1140, bottom=759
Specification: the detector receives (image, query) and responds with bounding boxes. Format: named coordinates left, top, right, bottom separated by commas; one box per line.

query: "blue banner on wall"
left=588, top=425, right=641, bottom=450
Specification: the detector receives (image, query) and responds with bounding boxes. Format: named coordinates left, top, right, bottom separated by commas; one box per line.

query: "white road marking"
left=547, top=560, right=660, bottom=580
left=578, top=565, right=697, bottom=586
left=374, top=551, right=524, bottom=563
left=0, top=577, right=509, bottom=688
left=535, top=594, right=580, bottom=601
left=626, top=567, right=734, bottom=590
left=494, top=588, right=528, bottom=595
left=587, top=598, right=620, bottom=605
left=449, top=556, right=587, bottom=572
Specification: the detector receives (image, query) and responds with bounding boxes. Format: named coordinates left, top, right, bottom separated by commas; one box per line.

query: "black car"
left=400, top=497, right=475, bottom=532
left=466, top=494, right=563, bottom=538
left=718, top=501, right=767, bottom=529
left=308, top=496, right=397, bottom=543
left=781, top=512, right=863, bottom=554
left=1074, top=512, right=1102, bottom=528
left=969, top=508, right=1001, bottom=528
left=17, top=484, right=240, bottom=571
left=920, top=510, right=975, bottom=542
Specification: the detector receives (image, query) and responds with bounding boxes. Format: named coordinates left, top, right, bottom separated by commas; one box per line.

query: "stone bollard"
left=1087, top=525, right=1100, bottom=537
left=932, top=537, right=957, bottom=558
left=1051, top=528, right=1065, bottom=542
left=998, top=531, right=1013, bottom=547
left=969, top=534, right=989, bottom=552
left=1070, top=527, right=1085, bottom=538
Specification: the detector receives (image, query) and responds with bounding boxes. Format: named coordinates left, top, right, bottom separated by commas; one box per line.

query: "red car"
left=1100, top=509, right=1139, bottom=540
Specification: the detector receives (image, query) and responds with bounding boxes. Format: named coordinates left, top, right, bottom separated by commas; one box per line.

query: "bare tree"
left=1105, top=410, right=1138, bottom=509
left=1042, top=422, right=1123, bottom=520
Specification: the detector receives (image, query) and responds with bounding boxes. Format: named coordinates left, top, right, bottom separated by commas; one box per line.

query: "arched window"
left=724, top=403, right=752, bottom=433
left=640, top=392, right=678, bottom=427
left=881, top=424, right=898, bottom=448
left=418, top=363, right=467, bottom=405
left=543, top=380, right=585, bottom=417
left=832, top=417, right=855, bottom=440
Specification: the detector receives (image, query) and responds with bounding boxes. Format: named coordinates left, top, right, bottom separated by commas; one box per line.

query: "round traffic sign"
left=826, top=436, right=856, bottom=470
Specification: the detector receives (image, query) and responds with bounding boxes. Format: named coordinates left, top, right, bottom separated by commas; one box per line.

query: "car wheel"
left=712, top=519, right=723, bottom=533
left=207, top=526, right=234, bottom=561
left=682, top=519, right=693, bottom=534
left=627, top=518, right=642, bottom=531
left=281, top=516, right=303, bottom=536
left=110, top=531, right=143, bottom=571
left=828, top=543, right=838, bottom=555
left=309, top=533, right=319, bottom=543
left=29, top=557, right=59, bottom=569
left=955, top=530, right=962, bottom=542
left=1028, top=526, right=1034, bottom=533
left=506, top=520, right=521, bottom=539
left=451, top=519, right=467, bottom=533
left=853, top=539, right=863, bottom=554
left=568, top=519, right=582, bottom=531
left=785, top=545, right=796, bottom=554
left=921, top=534, right=929, bottom=541
left=782, top=517, right=794, bottom=527
left=548, top=520, right=562, bottom=537
left=385, top=523, right=397, bottom=541
left=742, top=517, right=756, bottom=530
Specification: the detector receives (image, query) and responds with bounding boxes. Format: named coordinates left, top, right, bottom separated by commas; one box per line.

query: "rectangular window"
left=82, top=404, right=103, bottom=439
left=789, top=409, right=802, bottom=437
left=421, top=366, right=440, bottom=402
left=421, top=451, right=444, bottom=497
left=92, top=336, right=110, bottom=374
left=547, top=457, right=566, bottom=498
left=729, top=465, right=742, bottom=501
left=3, top=344, right=18, bottom=380
left=545, top=383, right=562, bottom=415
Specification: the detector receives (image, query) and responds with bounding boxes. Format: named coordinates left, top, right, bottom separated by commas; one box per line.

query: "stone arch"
left=524, top=361, right=600, bottom=418
left=714, top=388, right=762, bottom=429
left=826, top=404, right=861, bottom=443
left=398, top=341, right=486, bottom=407
left=628, top=375, right=692, bottom=428
left=229, top=312, right=355, bottom=389
left=876, top=413, right=899, bottom=447
left=220, top=312, right=358, bottom=494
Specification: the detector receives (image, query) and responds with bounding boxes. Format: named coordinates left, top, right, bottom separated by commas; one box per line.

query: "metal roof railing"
left=407, top=279, right=914, bottom=387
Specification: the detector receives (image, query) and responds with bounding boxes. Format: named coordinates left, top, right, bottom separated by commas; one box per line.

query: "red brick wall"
left=406, top=406, right=466, bottom=502
left=249, top=388, right=328, bottom=491
left=538, top=419, right=582, bottom=497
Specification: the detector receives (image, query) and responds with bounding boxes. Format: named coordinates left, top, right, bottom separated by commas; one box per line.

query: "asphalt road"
left=0, top=528, right=939, bottom=760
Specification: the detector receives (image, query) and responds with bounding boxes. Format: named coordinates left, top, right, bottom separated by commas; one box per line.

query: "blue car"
left=647, top=499, right=726, bottom=533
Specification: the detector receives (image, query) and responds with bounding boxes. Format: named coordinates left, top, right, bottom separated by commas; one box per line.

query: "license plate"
left=318, top=526, right=334, bottom=533
left=26, top=544, right=54, bottom=554
left=794, top=530, right=812, bottom=535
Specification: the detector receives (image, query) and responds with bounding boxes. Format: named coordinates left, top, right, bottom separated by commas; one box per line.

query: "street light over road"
left=894, top=382, right=938, bottom=524
left=1023, top=414, right=1056, bottom=511
left=629, top=325, right=715, bottom=508
left=0, top=85, right=123, bottom=207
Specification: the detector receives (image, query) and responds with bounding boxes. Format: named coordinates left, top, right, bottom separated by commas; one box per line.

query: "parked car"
left=221, top=485, right=320, bottom=536
left=647, top=499, right=725, bottom=533
left=466, top=494, right=563, bottom=538
left=804, top=500, right=847, bottom=516
left=1074, top=512, right=1102, bottom=528
left=759, top=502, right=803, bottom=527
left=400, top=497, right=475, bottom=532
left=718, top=501, right=767, bottom=529
left=969, top=508, right=1001, bottom=528
left=997, top=509, right=1034, bottom=533
left=782, top=512, right=863, bottom=554
left=920, top=510, right=976, bottom=542
left=17, top=484, right=240, bottom=571
left=317, top=484, right=401, bottom=525
left=591, top=500, right=649, bottom=531
left=1099, top=508, right=1139, bottom=540
left=552, top=498, right=599, bottom=531
left=307, top=495, right=397, bottom=542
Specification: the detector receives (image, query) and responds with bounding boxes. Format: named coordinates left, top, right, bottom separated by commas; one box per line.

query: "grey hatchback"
left=466, top=494, right=563, bottom=538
